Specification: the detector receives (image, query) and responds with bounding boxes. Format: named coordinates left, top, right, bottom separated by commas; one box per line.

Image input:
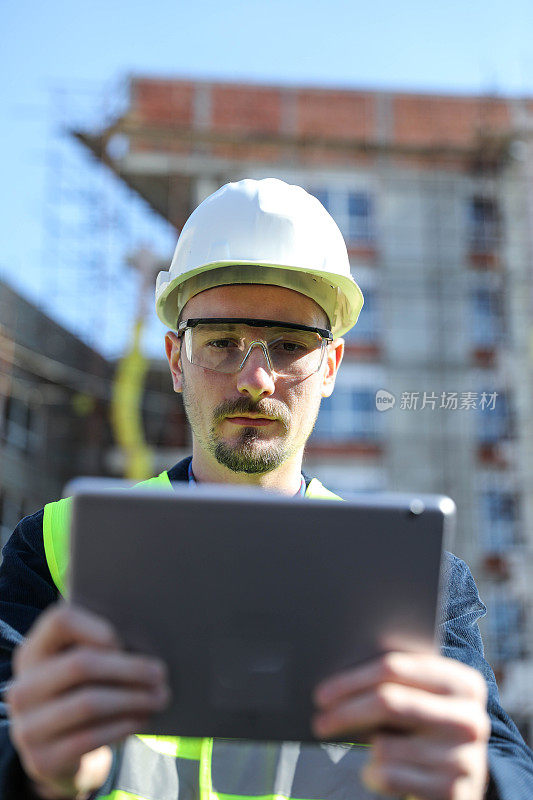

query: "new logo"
left=375, top=389, right=396, bottom=411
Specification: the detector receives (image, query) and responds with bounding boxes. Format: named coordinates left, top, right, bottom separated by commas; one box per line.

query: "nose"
left=236, top=342, right=276, bottom=402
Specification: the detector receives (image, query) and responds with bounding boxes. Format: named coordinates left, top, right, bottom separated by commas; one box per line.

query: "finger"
left=23, top=716, right=152, bottom=786
left=75, top=746, right=114, bottom=796
left=312, top=684, right=490, bottom=742
left=8, top=648, right=167, bottom=713
left=362, top=759, right=459, bottom=800
left=14, top=604, right=120, bottom=673
left=370, top=732, right=478, bottom=775
left=12, top=684, right=170, bottom=746
left=314, top=652, right=488, bottom=709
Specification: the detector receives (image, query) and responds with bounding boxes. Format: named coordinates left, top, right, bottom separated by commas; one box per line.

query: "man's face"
left=165, top=284, right=343, bottom=475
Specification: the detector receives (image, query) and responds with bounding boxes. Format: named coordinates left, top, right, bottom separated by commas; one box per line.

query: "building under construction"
left=3, top=76, right=532, bottom=738
left=0, top=278, right=113, bottom=538
left=71, top=76, right=533, bottom=738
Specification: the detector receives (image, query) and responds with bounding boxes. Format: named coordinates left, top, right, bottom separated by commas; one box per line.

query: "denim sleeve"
left=440, top=551, right=533, bottom=799
left=0, top=510, right=60, bottom=798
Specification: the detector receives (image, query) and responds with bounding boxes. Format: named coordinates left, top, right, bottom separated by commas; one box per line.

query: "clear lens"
left=185, top=322, right=325, bottom=377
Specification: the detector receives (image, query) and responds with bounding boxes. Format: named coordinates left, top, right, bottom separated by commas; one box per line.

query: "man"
left=0, top=178, right=532, bottom=800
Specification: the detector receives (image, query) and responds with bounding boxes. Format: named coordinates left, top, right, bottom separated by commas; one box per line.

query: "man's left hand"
left=312, top=652, right=491, bottom=800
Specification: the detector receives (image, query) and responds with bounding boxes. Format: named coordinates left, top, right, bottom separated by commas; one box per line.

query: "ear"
left=321, top=338, right=344, bottom=398
left=165, top=331, right=184, bottom=393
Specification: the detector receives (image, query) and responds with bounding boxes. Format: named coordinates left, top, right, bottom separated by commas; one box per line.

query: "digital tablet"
left=66, top=480, right=455, bottom=741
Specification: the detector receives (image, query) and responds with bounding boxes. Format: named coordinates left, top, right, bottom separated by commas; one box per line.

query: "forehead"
left=182, top=284, right=328, bottom=327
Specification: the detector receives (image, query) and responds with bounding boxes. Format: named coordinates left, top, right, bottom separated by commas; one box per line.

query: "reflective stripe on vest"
left=42, top=471, right=368, bottom=800
left=96, top=737, right=373, bottom=800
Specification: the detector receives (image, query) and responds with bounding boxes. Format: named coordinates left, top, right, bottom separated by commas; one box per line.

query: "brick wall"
left=128, top=77, right=533, bottom=157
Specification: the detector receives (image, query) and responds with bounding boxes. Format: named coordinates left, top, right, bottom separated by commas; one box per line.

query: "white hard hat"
left=155, top=178, right=364, bottom=337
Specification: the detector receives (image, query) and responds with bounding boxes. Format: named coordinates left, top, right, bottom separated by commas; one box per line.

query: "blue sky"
left=1, top=0, right=533, bottom=356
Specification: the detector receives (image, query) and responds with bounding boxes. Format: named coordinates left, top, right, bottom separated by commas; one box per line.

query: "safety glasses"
left=177, top=318, right=333, bottom=378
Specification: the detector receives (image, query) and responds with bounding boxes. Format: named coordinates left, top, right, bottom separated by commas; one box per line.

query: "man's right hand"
left=6, top=603, right=170, bottom=800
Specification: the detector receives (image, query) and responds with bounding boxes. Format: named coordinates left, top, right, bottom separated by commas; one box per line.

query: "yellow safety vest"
left=42, top=471, right=371, bottom=800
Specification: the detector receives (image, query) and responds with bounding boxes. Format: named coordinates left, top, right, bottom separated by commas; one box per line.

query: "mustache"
left=213, top=397, right=290, bottom=430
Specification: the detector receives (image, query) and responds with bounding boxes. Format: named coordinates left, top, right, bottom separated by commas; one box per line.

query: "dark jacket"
left=0, top=457, right=532, bottom=798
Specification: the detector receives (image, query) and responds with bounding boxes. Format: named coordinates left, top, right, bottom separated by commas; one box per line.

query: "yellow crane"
left=110, top=248, right=160, bottom=481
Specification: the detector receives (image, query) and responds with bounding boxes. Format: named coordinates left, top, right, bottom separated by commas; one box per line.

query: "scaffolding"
left=41, top=79, right=176, bottom=359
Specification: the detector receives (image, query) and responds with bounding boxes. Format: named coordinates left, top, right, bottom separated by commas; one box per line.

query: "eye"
left=206, top=338, right=238, bottom=349
left=281, top=341, right=306, bottom=352
left=270, top=338, right=309, bottom=353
